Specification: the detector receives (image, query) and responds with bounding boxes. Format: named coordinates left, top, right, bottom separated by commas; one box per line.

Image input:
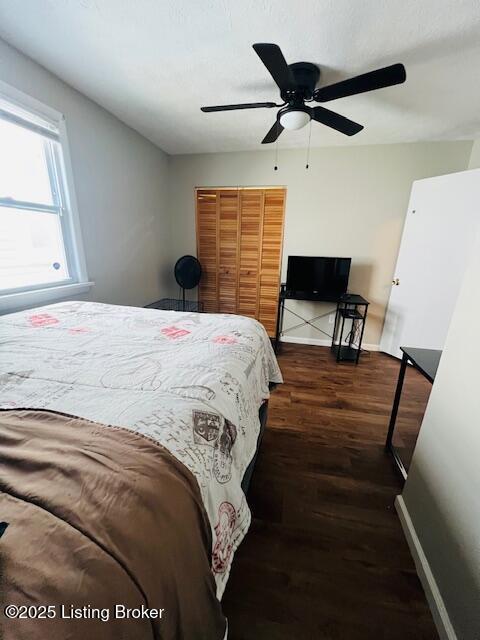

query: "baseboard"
left=395, top=496, right=457, bottom=640
left=280, top=335, right=380, bottom=351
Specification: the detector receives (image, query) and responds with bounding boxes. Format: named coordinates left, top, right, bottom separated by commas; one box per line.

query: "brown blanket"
left=0, top=410, right=226, bottom=640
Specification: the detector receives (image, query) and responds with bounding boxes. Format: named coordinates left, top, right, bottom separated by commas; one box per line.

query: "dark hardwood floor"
left=223, top=343, right=438, bottom=640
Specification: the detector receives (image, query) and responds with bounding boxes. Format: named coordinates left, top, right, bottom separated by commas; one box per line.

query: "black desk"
left=274, top=286, right=369, bottom=359
left=385, top=346, right=442, bottom=480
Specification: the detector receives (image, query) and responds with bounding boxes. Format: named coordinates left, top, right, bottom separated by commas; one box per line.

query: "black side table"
left=145, top=298, right=204, bottom=312
left=331, top=295, right=369, bottom=364
left=385, top=346, right=442, bottom=481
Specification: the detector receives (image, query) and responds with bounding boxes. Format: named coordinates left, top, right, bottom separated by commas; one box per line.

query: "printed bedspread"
left=0, top=301, right=283, bottom=599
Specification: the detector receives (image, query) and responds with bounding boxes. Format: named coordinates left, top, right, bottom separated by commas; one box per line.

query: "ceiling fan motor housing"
left=284, top=62, right=321, bottom=101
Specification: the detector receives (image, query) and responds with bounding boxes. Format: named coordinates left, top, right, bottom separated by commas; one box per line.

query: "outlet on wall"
left=328, top=314, right=335, bottom=324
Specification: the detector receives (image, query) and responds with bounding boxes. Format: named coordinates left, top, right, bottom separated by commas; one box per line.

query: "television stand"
left=274, top=286, right=369, bottom=363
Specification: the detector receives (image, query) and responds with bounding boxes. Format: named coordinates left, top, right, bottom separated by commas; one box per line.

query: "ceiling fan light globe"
left=279, top=109, right=311, bottom=130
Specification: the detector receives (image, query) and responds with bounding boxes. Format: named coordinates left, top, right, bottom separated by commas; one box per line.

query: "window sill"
left=0, top=281, right=95, bottom=314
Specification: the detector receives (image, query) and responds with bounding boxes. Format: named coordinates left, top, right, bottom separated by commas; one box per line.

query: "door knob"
left=392, top=278, right=400, bottom=286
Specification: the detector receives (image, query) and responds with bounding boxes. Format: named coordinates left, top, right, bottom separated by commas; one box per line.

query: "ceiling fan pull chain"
left=306, top=120, right=312, bottom=169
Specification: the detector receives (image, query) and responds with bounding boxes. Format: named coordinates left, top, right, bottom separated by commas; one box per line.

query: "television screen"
left=286, top=256, right=351, bottom=300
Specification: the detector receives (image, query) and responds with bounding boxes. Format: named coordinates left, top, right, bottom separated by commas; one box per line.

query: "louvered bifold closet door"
left=258, top=189, right=286, bottom=335
left=237, top=189, right=264, bottom=319
left=196, top=190, right=218, bottom=313
left=196, top=187, right=285, bottom=336
left=217, top=189, right=240, bottom=313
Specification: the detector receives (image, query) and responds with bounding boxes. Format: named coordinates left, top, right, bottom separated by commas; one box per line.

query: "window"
left=0, top=86, right=90, bottom=307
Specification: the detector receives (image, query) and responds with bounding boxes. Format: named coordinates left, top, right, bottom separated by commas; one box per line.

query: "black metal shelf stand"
left=331, top=295, right=369, bottom=364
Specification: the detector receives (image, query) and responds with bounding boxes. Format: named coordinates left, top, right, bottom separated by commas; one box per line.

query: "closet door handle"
left=392, top=278, right=400, bottom=286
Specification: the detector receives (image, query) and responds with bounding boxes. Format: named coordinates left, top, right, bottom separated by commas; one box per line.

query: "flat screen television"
left=286, top=256, right=351, bottom=300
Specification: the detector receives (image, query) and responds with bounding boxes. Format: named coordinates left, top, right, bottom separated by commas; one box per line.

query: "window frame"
left=0, top=80, right=92, bottom=312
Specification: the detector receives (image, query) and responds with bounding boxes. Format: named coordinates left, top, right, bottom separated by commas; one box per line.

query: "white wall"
left=402, top=222, right=480, bottom=640
left=0, top=37, right=173, bottom=308
left=168, top=142, right=472, bottom=345
left=468, top=140, right=480, bottom=169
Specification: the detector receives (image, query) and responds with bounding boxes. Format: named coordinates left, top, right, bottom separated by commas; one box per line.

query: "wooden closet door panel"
left=237, top=190, right=264, bottom=319
left=196, top=190, right=218, bottom=313
left=217, top=190, right=239, bottom=314
left=258, top=189, right=285, bottom=336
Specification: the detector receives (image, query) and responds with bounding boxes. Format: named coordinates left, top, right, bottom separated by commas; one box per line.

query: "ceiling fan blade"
left=252, top=43, right=296, bottom=93
left=314, top=63, right=406, bottom=102
left=261, top=121, right=284, bottom=144
left=311, top=106, right=363, bottom=136
left=201, top=102, right=277, bottom=112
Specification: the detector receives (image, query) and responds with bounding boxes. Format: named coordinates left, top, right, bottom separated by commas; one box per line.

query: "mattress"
left=0, top=301, right=283, bottom=598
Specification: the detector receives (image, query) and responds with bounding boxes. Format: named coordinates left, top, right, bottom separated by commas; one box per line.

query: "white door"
left=380, top=169, right=480, bottom=358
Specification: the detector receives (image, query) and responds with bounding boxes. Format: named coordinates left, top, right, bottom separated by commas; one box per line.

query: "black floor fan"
left=174, top=255, right=202, bottom=311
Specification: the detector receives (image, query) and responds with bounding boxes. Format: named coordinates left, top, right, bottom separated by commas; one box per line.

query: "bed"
left=0, top=301, right=282, bottom=639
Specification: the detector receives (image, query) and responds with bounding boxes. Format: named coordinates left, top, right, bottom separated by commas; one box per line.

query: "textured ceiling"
left=0, top=0, right=479, bottom=154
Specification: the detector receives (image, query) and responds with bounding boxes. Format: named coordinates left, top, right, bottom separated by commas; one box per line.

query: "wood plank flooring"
left=223, top=343, right=438, bottom=640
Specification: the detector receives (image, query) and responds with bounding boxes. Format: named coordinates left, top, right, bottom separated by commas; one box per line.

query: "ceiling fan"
left=201, top=43, right=406, bottom=144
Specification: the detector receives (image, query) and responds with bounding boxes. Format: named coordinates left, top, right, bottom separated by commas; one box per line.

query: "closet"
left=196, top=187, right=286, bottom=337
